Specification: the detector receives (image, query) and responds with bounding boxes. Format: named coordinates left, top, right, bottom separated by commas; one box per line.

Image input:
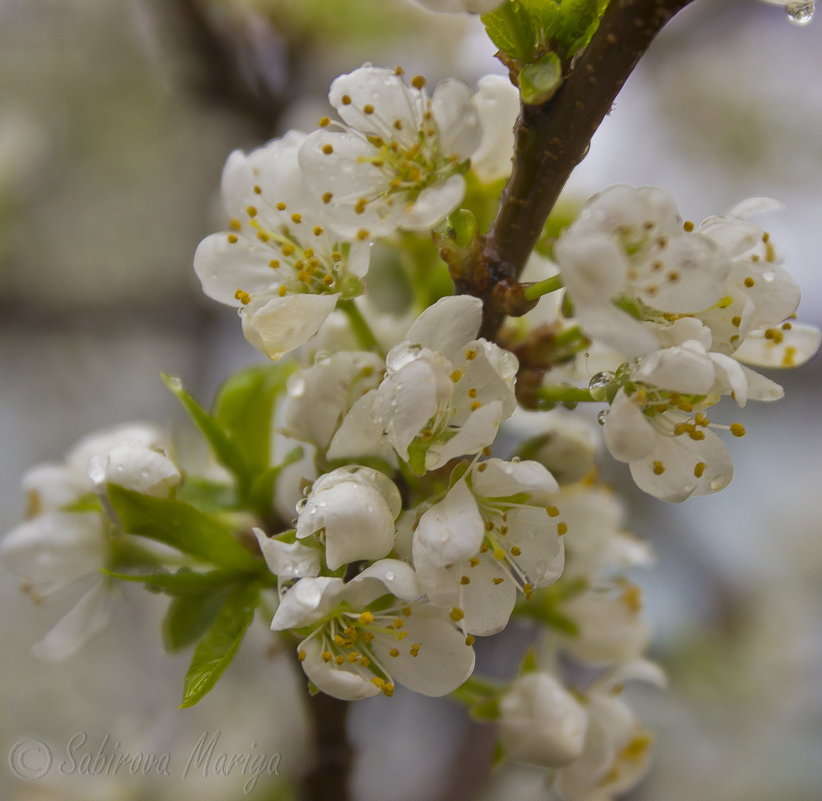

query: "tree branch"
left=453, top=0, right=697, bottom=339
left=302, top=692, right=353, bottom=801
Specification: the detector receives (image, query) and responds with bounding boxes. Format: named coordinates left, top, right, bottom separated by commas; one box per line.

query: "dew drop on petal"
left=786, top=0, right=814, bottom=25
left=296, top=498, right=308, bottom=513
left=597, top=409, right=609, bottom=426
left=87, top=456, right=107, bottom=485
left=384, top=570, right=395, bottom=581
left=589, top=371, right=615, bottom=400
left=290, top=376, right=306, bottom=398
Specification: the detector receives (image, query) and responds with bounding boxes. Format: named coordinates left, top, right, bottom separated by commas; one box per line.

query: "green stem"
left=537, top=385, right=597, bottom=405
left=553, top=325, right=586, bottom=349
left=451, top=674, right=505, bottom=706
left=522, top=274, right=564, bottom=302
left=338, top=300, right=385, bottom=358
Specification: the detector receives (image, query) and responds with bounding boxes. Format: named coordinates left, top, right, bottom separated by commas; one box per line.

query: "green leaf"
left=519, top=51, right=562, bottom=105
left=482, top=1, right=539, bottom=62
left=104, top=567, right=238, bottom=596
left=164, top=582, right=236, bottom=652
left=213, top=363, right=295, bottom=475
left=180, top=581, right=260, bottom=708
left=107, top=485, right=256, bottom=571
left=177, top=477, right=238, bottom=513
left=163, top=374, right=249, bottom=485
left=551, top=0, right=609, bottom=58
left=60, top=493, right=104, bottom=514
left=483, top=0, right=609, bottom=76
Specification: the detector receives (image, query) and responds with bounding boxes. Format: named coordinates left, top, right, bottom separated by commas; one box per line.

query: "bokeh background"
left=1, top=0, right=820, bottom=799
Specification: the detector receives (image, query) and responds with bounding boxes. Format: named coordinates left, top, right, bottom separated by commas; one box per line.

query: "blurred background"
left=0, top=0, right=820, bottom=799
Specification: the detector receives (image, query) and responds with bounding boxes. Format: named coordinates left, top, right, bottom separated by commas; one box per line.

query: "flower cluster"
left=194, top=65, right=517, bottom=362
left=253, top=295, right=571, bottom=698
left=490, top=420, right=662, bottom=800
left=549, top=186, right=820, bottom=501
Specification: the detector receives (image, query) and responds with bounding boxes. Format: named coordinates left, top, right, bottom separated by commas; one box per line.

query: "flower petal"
left=32, top=580, right=112, bottom=662
left=242, top=291, right=339, bottom=360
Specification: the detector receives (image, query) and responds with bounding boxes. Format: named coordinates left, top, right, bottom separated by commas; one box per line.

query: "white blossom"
left=281, top=351, right=385, bottom=452
left=194, top=131, right=372, bottom=360
left=270, top=559, right=475, bottom=699
left=329, top=295, right=518, bottom=472
left=295, top=466, right=402, bottom=571
left=299, top=65, right=482, bottom=237
left=499, top=671, right=588, bottom=767
left=602, top=388, right=735, bottom=503
left=413, top=459, right=564, bottom=635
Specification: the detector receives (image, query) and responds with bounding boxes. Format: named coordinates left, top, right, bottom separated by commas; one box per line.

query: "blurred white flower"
left=0, top=423, right=179, bottom=660
left=499, top=671, right=588, bottom=767
left=555, top=662, right=665, bottom=801
left=470, top=75, right=519, bottom=183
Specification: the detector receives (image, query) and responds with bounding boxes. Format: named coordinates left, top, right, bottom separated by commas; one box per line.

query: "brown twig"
left=302, top=692, right=353, bottom=801
left=450, top=0, right=697, bottom=339
left=161, top=0, right=301, bottom=138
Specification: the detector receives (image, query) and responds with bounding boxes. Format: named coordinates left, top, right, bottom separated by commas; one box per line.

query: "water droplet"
left=166, top=375, right=183, bottom=391
left=296, top=498, right=308, bottom=513
left=289, top=376, right=306, bottom=398
left=597, top=409, right=609, bottom=426
left=762, top=270, right=776, bottom=283
left=786, top=0, right=814, bottom=25
left=87, top=455, right=107, bottom=485
left=384, top=570, right=395, bottom=581
left=710, top=477, right=727, bottom=491
left=588, top=371, right=615, bottom=400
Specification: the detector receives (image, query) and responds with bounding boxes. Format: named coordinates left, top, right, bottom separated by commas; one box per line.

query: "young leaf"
left=179, top=581, right=260, bottom=708
left=164, top=581, right=236, bottom=652
left=213, top=363, right=295, bottom=475
left=519, top=51, right=562, bottom=105
left=481, top=1, right=539, bottom=62
left=177, top=477, right=238, bottom=513
left=107, top=485, right=257, bottom=571
left=162, top=374, right=249, bottom=485
left=104, top=567, right=238, bottom=596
